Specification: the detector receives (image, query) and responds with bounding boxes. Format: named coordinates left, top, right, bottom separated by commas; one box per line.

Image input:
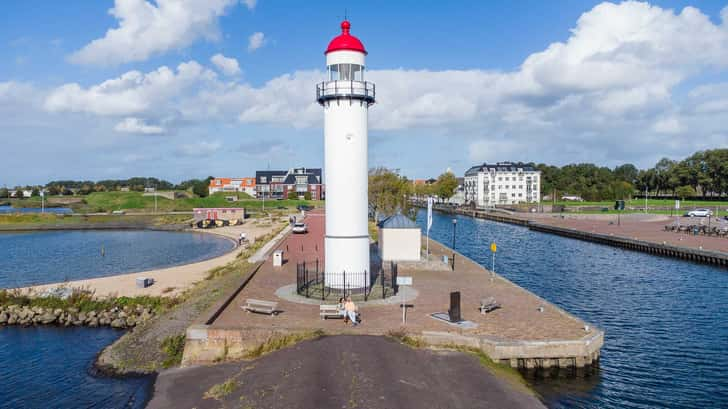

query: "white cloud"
left=652, top=117, right=682, bottom=134
left=247, top=32, right=265, bottom=52
left=176, top=140, right=221, bottom=156
left=69, top=0, right=238, bottom=65
left=31, top=2, right=728, bottom=172
left=242, top=0, right=256, bottom=10
left=114, top=117, right=166, bottom=134
left=210, top=53, right=241, bottom=76
left=44, top=61, right=216, bottom=116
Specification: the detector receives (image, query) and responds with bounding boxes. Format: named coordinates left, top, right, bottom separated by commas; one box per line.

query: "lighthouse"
left=316, top=20, right=375, bottom=289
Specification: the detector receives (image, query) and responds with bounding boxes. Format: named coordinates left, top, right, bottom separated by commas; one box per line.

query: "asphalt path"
left=147, top=335, right=544, bottom=409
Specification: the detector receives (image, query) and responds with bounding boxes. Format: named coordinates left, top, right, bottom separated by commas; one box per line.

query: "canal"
left=417, top=209, right=728, bottom=408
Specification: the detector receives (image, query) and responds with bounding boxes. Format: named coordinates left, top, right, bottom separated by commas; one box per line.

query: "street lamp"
left=451, top=218, right=457, bottom=249
left=451, top=218, right=457, bottom=271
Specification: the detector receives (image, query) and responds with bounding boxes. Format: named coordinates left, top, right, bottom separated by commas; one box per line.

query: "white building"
left=378, top=214, right=421, bottom=262
left=463, top=162, right=541, bottom=207
left=317, top=20, right=375, bottom=289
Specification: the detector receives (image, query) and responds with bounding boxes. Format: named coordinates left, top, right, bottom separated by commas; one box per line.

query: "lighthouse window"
left=352, top=65, right=363, bottom=81
left=328, top=64, right=364, bottom=81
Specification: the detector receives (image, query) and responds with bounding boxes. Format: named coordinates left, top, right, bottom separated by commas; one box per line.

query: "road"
left=148, top=335, right=544, bottom=409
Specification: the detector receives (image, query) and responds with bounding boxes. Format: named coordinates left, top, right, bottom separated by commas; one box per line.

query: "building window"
left=260, top=176, right=267, bottom=183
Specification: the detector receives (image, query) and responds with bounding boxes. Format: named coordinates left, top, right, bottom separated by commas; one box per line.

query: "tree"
left=0, top=188, right=8, bottom=198
left=31, top=188, right=40, bottom=197
left=435, top=171, right=458, bottom=201
left=192, top=181, right=209, bottom=198
left=368, top=167, right=412, bottom=220
left=675, top=185, right=696, bottom=200
left=15, top=189, right=25, bottom=199
left=46, top=185, right=60, bottom=196
left=613, top=164, right=639, bottom=184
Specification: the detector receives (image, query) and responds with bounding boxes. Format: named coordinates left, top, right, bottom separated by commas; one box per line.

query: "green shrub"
left=160, top=334, right=186, bottom=368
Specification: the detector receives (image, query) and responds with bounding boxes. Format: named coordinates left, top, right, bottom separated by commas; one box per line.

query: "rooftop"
left=325, top=20, right=367, bottom=55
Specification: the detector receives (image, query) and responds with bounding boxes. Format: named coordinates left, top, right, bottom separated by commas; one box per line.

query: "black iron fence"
left=296, top=260, right=398, bottom=301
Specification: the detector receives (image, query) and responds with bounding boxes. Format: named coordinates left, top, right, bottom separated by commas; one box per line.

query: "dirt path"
left=148, top=335, right=545, bottom=409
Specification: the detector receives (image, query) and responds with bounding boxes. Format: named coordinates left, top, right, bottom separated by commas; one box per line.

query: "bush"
left=161, top=334, right=186, bottom=368
left=192, top=182, right=209, bottom=198
left=0, top=188, right=8, bottom=198
left=675, top=185, right=696, bottom=200
left=287, top=191, right=298, bottom=200
left=303, top=191, right=312, bottom=200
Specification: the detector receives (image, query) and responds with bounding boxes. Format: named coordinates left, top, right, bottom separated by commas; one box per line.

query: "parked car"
left=292, top=222, right=308, bottom=234
left=296, top=204, right=313, bottom=211
left=685, top=209, right=712, bottom=217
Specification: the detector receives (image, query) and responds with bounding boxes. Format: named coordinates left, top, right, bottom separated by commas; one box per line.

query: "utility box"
left=136, top=277, right=154, bottom=288
left=449, top=291, right=461, bottom=323
left=273, top=250, right=284, bottom=267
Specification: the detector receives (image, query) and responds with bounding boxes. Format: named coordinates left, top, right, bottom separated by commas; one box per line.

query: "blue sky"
left=2, top=0, right=728, bottom=186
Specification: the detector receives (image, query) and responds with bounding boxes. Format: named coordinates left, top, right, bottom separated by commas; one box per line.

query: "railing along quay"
left=528, top=222, right=728, bottom=268
left=418, top=203, right=728, bottom=268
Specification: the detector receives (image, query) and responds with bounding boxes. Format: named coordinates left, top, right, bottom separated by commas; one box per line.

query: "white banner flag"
left=427, top=196, right=433, bottom=232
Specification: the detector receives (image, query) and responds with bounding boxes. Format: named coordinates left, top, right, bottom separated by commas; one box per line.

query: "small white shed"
left=378, top=214, right=421, bottom=261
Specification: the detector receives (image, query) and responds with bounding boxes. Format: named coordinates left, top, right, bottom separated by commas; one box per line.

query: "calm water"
left=418, top=210, right=728, bottom=409
left=0, top=205, right=72, bottom=214
left=0, top=326, right=151, bottom=409
left=0, top=230, right=234, bottom=288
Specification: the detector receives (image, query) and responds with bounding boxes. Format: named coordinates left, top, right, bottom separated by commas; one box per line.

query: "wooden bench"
left=480, top=297, right=501, bottom=314
left=320, top=304, right=343, bottom=320
left=241, top=299, right=278, bottom=315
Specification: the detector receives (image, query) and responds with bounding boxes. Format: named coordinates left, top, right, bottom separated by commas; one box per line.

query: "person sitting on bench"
left=344, top=297, right=359, bottom=326
left=337, top=297, right=347, bottom=321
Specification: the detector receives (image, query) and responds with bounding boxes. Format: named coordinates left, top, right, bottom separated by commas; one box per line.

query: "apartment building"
left=255, top=167, right=324, bottom=200
left=463, top=162, right=540, bottom=207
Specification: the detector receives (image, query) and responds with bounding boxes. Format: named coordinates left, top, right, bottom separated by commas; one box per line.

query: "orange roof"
left=209, top=177, right=256, bottom=187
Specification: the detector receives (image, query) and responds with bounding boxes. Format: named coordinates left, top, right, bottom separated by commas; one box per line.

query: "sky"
left=1, top=0, right=728, bottom=186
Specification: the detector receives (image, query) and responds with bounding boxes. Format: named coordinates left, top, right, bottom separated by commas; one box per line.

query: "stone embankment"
left=0, top=304, right=155, bottom=329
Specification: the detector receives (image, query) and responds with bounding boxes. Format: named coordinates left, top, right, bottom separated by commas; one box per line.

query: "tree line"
left=1, top=177, right=215, bottom=198
left=538, top=149, right=727, bottom=201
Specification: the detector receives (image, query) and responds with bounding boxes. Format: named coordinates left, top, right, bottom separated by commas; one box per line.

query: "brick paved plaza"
left=210, top=210, right=592, bottom=342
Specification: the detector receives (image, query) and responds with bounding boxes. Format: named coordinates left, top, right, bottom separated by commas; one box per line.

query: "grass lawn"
left=0, top=213, right=191, bottom=227
left=555, top=198, right=728, bottom=208
left=8, top=192, right=322, bottom=214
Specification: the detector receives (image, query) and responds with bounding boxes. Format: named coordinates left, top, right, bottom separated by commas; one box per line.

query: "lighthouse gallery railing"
left=316, top=80, right=375, bottom=105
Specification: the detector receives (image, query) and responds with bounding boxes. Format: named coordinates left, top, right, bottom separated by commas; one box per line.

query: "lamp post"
left=451, top=218, right=457, bottom=270
left=451, top=218, right=457, bottom=250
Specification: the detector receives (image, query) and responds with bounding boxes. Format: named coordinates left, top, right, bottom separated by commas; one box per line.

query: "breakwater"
left=0, top=304, right=155, bottom=328
left=425, top=204, right=728, bottom=267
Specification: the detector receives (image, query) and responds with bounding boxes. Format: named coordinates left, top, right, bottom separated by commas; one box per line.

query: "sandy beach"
left=15, top=221, right=284, bottom=298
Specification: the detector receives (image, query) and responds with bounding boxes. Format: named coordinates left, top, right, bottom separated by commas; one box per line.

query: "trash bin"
left=273, top=250, right=284, bottom=267
left=614, top=200, right=625, bottom=210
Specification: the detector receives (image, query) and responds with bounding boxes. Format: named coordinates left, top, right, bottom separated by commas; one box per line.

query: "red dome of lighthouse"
left=325, top=20, right=367, bottom=55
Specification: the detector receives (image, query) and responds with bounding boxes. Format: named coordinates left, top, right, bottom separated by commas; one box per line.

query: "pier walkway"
left=182, top=209, right=603, bottom=370
left=432, top=206, right=728, bottom=267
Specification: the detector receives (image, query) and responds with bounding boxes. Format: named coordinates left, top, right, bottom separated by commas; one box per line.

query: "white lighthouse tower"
left=316, top=20, right=375, bottom=289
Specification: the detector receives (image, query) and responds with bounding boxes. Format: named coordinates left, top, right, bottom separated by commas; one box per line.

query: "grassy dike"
left=94, top=225, right=287, bottom=375
left=0, top=213, right=192, bottom=231
left=5, top=191, right=322, bottom=214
